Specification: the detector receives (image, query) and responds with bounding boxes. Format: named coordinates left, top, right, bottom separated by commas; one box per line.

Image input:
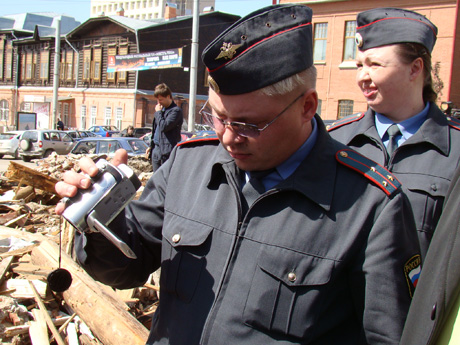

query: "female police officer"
left=328, top=8, right=460, bottom=259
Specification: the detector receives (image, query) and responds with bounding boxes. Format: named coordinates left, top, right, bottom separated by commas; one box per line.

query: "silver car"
left=0, top=131, right=24, bottom=159
left=71, top=137, right=148, bottom=157
left=19, top=130, right=76, bottom=162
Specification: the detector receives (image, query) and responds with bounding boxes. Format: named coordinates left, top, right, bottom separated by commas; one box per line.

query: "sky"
left=0, top=0, right=274, bottom=23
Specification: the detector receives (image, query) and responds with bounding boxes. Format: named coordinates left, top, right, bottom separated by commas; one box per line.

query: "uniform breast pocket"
left=403, top=175, right=449, bottom=233
left=161, top=214, right=213, bottom=303
left=243, top=246, right=335, bottom=340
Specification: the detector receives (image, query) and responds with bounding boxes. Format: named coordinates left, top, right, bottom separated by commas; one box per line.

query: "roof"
left=0, top=12, right=80, bottom=36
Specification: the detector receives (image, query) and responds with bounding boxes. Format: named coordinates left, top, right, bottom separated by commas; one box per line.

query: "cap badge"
left=215, top=42, right=243, bottom=60
left=355, top=33, right=363, bottom=48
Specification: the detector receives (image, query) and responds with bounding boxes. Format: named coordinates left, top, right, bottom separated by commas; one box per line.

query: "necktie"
left=386, top=124, right=401, bottom=156
left=241, top=169, right=274, bottom=209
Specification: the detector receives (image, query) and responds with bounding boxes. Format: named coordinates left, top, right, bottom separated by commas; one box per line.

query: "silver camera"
left=62, top=159, right=141, bottom=259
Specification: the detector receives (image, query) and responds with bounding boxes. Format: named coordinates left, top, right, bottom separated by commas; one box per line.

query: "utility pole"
left=187, top=0, right=199, bottom=133
left=52, top=18, right=61, bottom=129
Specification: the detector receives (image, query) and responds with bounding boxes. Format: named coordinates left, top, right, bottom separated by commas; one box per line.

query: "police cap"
left=355, top=7, right=438, bottom=52
left=202, top=4, right=313, bottom=95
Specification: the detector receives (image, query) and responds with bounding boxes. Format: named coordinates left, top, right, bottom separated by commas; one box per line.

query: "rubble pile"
left=0, top=154, right=157, bottom=345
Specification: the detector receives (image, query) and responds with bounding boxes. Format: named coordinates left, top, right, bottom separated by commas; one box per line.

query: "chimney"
left=165, top=2, right=177, bottom=20
left=116, top=7, right=125, bottom=16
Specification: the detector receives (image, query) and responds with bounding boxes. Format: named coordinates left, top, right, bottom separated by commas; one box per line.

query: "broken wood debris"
left=0, top=154, right=158, bottom=344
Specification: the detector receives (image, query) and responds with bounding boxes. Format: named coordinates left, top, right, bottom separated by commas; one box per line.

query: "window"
left=83, top=47, right=92, bottom=81
left=115, top=107, right=123, bottom=129
left=104, top=106, right=112, bottom=125
left=313, top=23, right=328, bottom=62
left=0, top=39, right=4, bottom=79
left=40, top=49, right=50, bottom=80
left=60, top=50, right=66, bottom=81
left=20, top=54, right=26, bottom=82
left=338, top=100, right=354, bottom=119
left=81, top=105, right=87, bottom=129
left=343, top=21, right=357, bottom=61
left=26, top=51, right=34, bottom=80
left=63, top=103, right=69, bottom=126
left=107, top=45, right=117, bottom=82
left=66, top=50, right=75, bottom=81
left=5, top=41, right=12, bottom=80
left=92, top=47, right=102, bottom=82
left=0, top=100, right=8, bottom=121
left=90, top=106, right=97, bottom=126
left=118, top=45, right=128, bottom=83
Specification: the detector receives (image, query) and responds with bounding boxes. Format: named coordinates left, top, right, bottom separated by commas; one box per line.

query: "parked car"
left=141, top=130, right=193, bottom=146
left=70, top=137, right=148, bottom=157
left=65, top=130, right=98, bottom=141
left=117, top=127, right=152, bottom=138
left=19, top=130, right=77, bottom=162
left=0, top=130, right=24, bottom=159
left=87, top=125, right=120, bottom=137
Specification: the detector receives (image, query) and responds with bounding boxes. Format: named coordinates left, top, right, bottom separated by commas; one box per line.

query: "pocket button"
left=288, top=272, right=297, bottom=282
left=172, top=234, right=181, bottom=243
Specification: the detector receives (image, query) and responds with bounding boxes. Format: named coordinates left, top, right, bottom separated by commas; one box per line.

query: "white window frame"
left=90, top=105, right=97, bottom=126
left=0, top=100, right=9, bottom=121
left=80, top=105, right=87, bottom=129
left=104, top=106, right=112, bottom=125
left=115, top=107, right=123, bottom=130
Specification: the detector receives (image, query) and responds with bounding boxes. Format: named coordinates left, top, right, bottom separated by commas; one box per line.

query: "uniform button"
left=172, top=234, right=181, bottom=243
left=431, top=184, right=438, bottom=192
left=288, top=272, right=297, bottom=282
left=431, top=303, right=437, bottom=320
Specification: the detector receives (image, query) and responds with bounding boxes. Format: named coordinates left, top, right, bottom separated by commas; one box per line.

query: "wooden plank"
left=0, top=256, right=14, bottom=285
left=5, top=161, right=59, bottom=194
left=4, top=279, right=47, bottom=299
left=5, top=316, right=72, bottom=337
left=28, top=280, right=66, bottom=345
left=29, top=309, right=50, bottom=345
left=31, top=240, right=149, bottom=345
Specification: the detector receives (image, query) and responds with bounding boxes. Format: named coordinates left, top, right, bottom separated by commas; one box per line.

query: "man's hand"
left=155, top=103, right=163, bottom=112
left=55, top=149, right=129, bottom=215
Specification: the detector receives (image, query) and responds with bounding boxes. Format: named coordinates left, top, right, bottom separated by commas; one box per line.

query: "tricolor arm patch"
left=336, top=149, right=401, bottom=197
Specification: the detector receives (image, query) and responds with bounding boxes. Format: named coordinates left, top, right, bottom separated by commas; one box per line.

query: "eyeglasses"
left=199, top=92, right=305, bottom=138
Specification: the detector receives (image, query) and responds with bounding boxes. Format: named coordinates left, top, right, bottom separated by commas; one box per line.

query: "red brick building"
left=280, top=0, right=460, bottom=120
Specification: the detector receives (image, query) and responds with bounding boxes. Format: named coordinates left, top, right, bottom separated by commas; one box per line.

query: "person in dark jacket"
left=56, top=118, right=64, bottom=130
left=55, top=5, right=420, bottom=344
left=147, top=83, right=183, bottom=171
left=328, top=8, right=460, bottom=260
left=400, top=164, right=460, bottom=345
left=123, top=125, right=135, bottom=137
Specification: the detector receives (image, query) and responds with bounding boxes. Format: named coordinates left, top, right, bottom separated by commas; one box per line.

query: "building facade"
left=0, top=10, right=238, bottom=132
left=280, top=0, right=460, bottom=120
left=90, top=0, right=216, bottom=20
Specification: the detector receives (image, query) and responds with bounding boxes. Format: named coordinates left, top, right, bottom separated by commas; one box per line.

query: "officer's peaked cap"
left=202, top=4, right=313, bottom=95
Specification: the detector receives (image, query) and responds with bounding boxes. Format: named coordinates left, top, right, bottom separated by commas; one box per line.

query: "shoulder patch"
left=336, top=149, right=401, bottom=197
left=447, top=116, right=460, bottom=131
left=326, top=113, right=365, bottom=131
left=177, top=132, right=219, bottom=147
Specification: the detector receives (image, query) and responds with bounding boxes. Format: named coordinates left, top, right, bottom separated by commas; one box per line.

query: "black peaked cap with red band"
left=355, top=7, right=438, bottom=52
left=201, top=4, right=313, bottom=95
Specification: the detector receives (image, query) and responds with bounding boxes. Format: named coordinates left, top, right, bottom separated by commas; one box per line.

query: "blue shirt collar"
left=375, top=102, right=430, bottom=141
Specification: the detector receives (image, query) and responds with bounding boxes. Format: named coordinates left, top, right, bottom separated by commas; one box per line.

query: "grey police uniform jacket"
left=400, top=164, right=460, bottom=345
left=75, top=117, right=420, bottom=345
left=328, top=104, right=460, bottom=259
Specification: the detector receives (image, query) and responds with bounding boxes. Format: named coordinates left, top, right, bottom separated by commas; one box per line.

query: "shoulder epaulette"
left=326, top=113, right=365, bottom=131
left=447, top=116, right=460, bottom=131
left=336, top=149, right=401, bottom=197
left=177, top=132, right=219, bottom=147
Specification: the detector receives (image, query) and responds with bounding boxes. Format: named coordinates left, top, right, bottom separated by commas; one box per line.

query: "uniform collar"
left=207, top=115, right=336, bottom=212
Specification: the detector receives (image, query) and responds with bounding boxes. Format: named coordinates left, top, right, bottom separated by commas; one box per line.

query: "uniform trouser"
left=152, top=147, right=170, bottom=172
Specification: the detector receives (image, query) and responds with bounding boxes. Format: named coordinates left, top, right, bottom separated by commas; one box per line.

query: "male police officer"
left=56, top=5, right=420, bottom=344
